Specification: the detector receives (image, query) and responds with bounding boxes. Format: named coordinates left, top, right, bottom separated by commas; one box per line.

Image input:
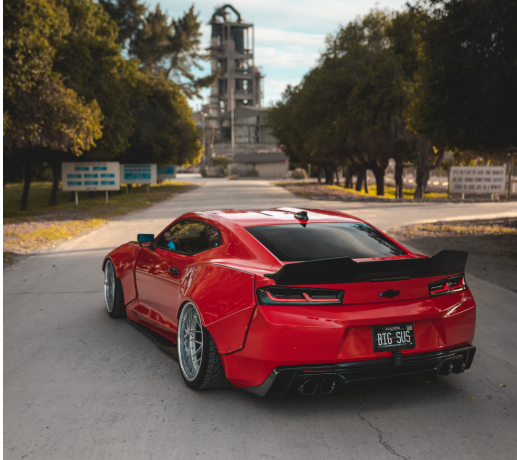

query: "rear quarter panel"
left=104, top=243, right=141, bottom=305
left=182, top=264, right=256, bottom=354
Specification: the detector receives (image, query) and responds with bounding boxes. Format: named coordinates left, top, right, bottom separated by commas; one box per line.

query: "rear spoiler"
left=264, top=250, right=468, bottom=285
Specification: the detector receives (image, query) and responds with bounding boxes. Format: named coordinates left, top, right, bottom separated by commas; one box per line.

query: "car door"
left=134, top=220, right=221, bottom=340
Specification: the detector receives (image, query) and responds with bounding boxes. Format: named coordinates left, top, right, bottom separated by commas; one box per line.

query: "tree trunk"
left=317, top=167, right=322, bottom=184
left=335, top=168, right=340, bottom=186
left=345, top=170, right=353, bottom=189
left=395, top=161, right=404, bottom=199
left=324, top=165, right=334, bottom=185
left=48, top=160, right=60, bottom=206
left=414, top=167, right=426, bottom=200
left=20, top=160, right=33, bottom=211
left=413, top=148, right=444, bottom=200
left=364, top=170, right=369, bottom=194
left=355, top=168, right=364, bottom=192
left=370, top=166, right=386, bottom=196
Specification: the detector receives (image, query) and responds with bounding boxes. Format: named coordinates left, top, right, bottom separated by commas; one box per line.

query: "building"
left=234, top=151, right=288, bottom=178
left=208, top=4, right=262, bottom=114
left=192, top=5, right=278, bottom=162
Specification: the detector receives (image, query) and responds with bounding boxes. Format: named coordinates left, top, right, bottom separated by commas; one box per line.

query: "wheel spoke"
left=178, top=303, right=204, bottom=381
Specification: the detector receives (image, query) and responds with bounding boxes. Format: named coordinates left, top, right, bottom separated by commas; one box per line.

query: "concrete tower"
left=208, top=4, right=262, bottom=116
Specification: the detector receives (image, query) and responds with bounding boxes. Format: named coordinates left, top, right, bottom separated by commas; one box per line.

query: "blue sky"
left=145, top=0, right=408, bottom=108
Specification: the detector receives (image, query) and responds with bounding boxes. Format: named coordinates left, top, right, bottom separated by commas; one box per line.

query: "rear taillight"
left=257, top=287, right=344, bottom=306
left=429, top=274, right=467, bottom=297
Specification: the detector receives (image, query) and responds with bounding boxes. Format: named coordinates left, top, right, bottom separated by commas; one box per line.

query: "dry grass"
left=391, top=218, right=517, bottom=291
left=275, top=182, right=447, bottom=200
left=399, top=220, right=517, bottom=238
left=4, top=219, right=106, bottom=251
left=3, top=181, right=196, bottom=254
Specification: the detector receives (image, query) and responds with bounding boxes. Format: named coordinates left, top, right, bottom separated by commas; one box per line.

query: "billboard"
left=120, top=164, right=157, bottom=184
left=450, top=166, right=507, bottom=194
left=62, top=162, right=120, bottom=191
left=157, top=165, right=176, bottom=180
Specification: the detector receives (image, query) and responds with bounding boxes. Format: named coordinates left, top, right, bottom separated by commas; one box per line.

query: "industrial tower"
left=208, top=4, right=263, bottom=116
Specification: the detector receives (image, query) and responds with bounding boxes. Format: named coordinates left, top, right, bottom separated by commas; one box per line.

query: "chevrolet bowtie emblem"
left=380, top=289, right=401, bottom=299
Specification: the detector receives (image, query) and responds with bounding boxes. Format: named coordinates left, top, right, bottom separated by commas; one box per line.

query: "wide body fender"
left=103, top=242, right=141, bottom=306
left=182, top=264, right=256, bottom=355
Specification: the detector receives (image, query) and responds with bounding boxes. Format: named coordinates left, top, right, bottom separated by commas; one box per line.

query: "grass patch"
left=402, top=223, right=517, bottom=237
left=3, top=181, right=196, bottom=253
left=4, top=181, right=194, bottom=221
left=326, top=185, right=447, bottom=199
left=4, top=219, right=107, bottom=249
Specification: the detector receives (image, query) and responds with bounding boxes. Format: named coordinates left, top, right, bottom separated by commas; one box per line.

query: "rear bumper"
left=220, top=289, right=476, bottom=389
left=243, top=345, right=476, bottom=396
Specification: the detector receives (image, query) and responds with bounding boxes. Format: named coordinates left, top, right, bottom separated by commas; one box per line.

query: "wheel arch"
left=102, top=243, right=142, bottom=306
left=180, top=263, right=257, bottom=355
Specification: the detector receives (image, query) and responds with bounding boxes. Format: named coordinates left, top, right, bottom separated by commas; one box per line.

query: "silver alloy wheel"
left=178, top=303, right=204, bottom=381
left=104, top=260, right=115, bottom=313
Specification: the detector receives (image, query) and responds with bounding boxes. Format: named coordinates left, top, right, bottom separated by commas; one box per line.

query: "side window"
left=155, top=220, right=221, bottom=254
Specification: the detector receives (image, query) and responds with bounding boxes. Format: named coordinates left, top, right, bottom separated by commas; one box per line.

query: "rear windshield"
left=246, top=223, right=405, bottom=261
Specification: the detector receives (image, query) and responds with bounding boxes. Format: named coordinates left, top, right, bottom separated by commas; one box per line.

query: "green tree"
left=54, top=0, right=139, bottom=159
left=407, top=0, right=517, bottom=153
left=120, top=74, right=202, bottom=166
left=101, top=1, right=218, bottom=98
left=4, top=0, right=103, bottom=210
left=98, top=0, right=146, bottom=48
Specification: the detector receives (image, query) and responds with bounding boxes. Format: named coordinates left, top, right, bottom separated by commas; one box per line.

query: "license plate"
left=372, top=323, right=415, bottom=352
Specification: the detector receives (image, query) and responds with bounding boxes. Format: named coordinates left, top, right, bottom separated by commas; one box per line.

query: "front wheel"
left=104, top=259, right=126, bottom=318
left=177, top=302, right=229, bottom=390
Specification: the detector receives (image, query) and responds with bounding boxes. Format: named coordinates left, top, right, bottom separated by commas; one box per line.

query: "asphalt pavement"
left=4, top=178, right=517, bottom=460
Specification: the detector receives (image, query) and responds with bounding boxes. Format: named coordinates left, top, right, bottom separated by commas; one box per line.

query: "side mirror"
left=137, top=234, right=155, bottom=247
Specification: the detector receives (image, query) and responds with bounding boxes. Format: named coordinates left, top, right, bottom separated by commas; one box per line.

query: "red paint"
left=103, top=243, right=141, bottom=305
left=135, top=246, right=189, bottom=337
left=103, top=208, right=477, bottom=390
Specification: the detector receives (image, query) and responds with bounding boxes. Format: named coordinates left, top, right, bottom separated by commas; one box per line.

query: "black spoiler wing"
left=264, top=250, right=468, bottom=285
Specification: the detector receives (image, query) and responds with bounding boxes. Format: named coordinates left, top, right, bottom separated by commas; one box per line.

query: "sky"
left=145, top=0, right=408, bottom=108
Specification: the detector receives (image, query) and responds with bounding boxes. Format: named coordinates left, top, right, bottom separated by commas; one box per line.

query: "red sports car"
left=103, top=208, right=476, bottom=396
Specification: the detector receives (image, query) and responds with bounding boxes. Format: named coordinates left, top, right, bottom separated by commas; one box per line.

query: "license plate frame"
left=372, top=323, right=415, bottom=352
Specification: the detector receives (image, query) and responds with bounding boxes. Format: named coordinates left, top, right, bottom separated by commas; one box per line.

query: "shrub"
left=292, top=168, right=308, bottom=180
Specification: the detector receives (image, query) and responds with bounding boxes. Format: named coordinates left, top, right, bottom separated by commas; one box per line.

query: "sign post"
left=120, top=164, right=157, bottom=193
left=157, top=165, right=176, bottom=182
left=450, top=166, right=507, bottom=198
left=62, top=162, right=121, bottom=205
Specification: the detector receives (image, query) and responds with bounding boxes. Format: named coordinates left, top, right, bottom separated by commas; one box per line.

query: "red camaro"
left=103, top=208, right=476, bottom=396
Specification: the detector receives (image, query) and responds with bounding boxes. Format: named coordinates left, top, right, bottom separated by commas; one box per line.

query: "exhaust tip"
left=320, top=378, right=336, bottom=394
left=440, top=361, right=454, bottom=376
left=453, top=359, right=466, bottom=374
left=297, top=379, right=318, bottom=396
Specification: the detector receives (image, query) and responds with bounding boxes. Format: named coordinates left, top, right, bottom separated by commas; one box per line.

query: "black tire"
left=178, top=302, right=230, bottom=390
left=104, top=259, right=126, bottom=319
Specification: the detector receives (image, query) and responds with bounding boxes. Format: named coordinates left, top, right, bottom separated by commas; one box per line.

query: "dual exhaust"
left=439, top=357, right=466, bottom=376
left=297, top=377, right=337, bottom=395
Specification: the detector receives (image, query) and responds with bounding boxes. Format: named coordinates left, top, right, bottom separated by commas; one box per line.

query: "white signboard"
left=450, top=166, right=507, bottom=194
left=120, top=164, right=157, bottom=184
left=62, top=162, right=120, bottom=191
left=157, top=165, right=176, bottom=180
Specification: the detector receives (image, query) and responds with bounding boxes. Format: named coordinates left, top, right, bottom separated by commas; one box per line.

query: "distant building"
left=234, top=150, right=288, bottom=178
left=192, top=5, right=279, bottom=162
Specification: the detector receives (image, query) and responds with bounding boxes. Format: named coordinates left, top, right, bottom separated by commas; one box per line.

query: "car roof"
left=195, top=207, right=364, bottom=228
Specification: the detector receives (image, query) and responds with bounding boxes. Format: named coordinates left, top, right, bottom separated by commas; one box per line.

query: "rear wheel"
left=177, top=302, right=229, bottom=390
left=104, top=259, right=125, bottom=318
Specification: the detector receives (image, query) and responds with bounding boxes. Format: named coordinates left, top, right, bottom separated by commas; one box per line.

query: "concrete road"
left=4, top=179, right=517, bottom=460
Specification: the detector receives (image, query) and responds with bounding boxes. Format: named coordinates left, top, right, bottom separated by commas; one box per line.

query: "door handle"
left=168, top=267, right=180, bottom=275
